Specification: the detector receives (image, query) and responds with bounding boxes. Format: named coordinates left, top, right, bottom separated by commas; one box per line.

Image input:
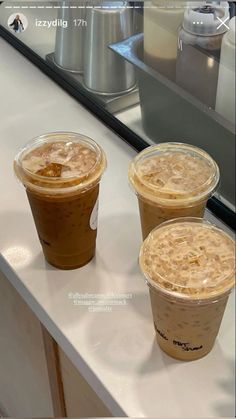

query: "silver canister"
left=54, top=1, right=86, bottom=73
left=130, top=1, right=143, bottom=34
left=84, top=1, right=136, bottom=94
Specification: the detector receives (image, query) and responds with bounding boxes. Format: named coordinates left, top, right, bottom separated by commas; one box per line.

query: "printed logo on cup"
left=8, top=13, right=28, bottom=33
left=90, top=199, right=99, bottom=230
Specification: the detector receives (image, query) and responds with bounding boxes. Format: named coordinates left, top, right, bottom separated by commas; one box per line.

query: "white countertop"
left=0, top=38, right=235, bottom=418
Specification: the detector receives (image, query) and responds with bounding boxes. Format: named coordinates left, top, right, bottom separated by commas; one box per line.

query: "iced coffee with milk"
left=139, top=218, right=235, bottom=361
left=14, top=132, right=106, bottom=269
left=128, top=143, right=220, bottom=239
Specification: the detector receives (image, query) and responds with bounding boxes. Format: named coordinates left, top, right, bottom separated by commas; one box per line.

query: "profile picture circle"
left=8, top=13, right=28, bottom=33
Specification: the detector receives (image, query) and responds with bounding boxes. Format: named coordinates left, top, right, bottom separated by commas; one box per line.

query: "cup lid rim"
left=129, top=142, right=220, bottom=206
left=139, top=217, right=235, bottom=300
left=14, top=131, right=107, bottom=194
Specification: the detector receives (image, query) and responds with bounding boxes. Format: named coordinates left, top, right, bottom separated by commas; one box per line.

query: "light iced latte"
left=139, top=218, right=235, bottom=360
left=128, top=143, right=220, bottom=239
left=14, top=132, right=106, bottom=269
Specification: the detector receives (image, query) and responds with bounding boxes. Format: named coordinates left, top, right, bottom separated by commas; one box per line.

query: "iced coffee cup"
left=139, top=218, right=235, bottom=361
left=128, top=143, right=220, bottom=239
left=14, top=132, right=106, bottom=269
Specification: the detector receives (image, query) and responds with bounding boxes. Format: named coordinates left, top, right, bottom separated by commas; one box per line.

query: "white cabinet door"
left=59, top=348, right=112, bottom=417
left=0, top=270, right=63, bottom=417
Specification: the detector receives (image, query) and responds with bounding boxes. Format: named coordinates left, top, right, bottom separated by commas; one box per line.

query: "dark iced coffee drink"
left=128, top=143, right=220, bottom=239
left=139, top=218, right=235, bottom=361
left=14, top=132, right=106, bottom=269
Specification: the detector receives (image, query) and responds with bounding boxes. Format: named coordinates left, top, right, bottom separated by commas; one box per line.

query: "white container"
left=143, top=0, right=185, bottom=81
left=215, top=17, right=236, bottom=125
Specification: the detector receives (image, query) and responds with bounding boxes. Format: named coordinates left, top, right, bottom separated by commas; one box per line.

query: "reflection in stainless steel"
left=110, top=34, right=235, bottom=209
left=46, top=52, right=140, bottom=113
left=84, top=2, right=136, bottom=94
left=54, top=1, right=86, bottom=73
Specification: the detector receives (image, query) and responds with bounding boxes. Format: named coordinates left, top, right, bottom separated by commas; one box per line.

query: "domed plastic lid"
left=183, top=1, right=230, bottom=35
left=14, top=132, right=106, bottom=194
left=128, top=143, right=219, bottom=207
left=139, top=218, right=235, bottom=300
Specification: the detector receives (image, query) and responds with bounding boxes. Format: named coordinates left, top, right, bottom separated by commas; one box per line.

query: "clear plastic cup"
left=139, top=217, right=235, bottom=361
left=14, top=132, right=107, bottom=269
left=128, top=143, right=220, bottom=239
